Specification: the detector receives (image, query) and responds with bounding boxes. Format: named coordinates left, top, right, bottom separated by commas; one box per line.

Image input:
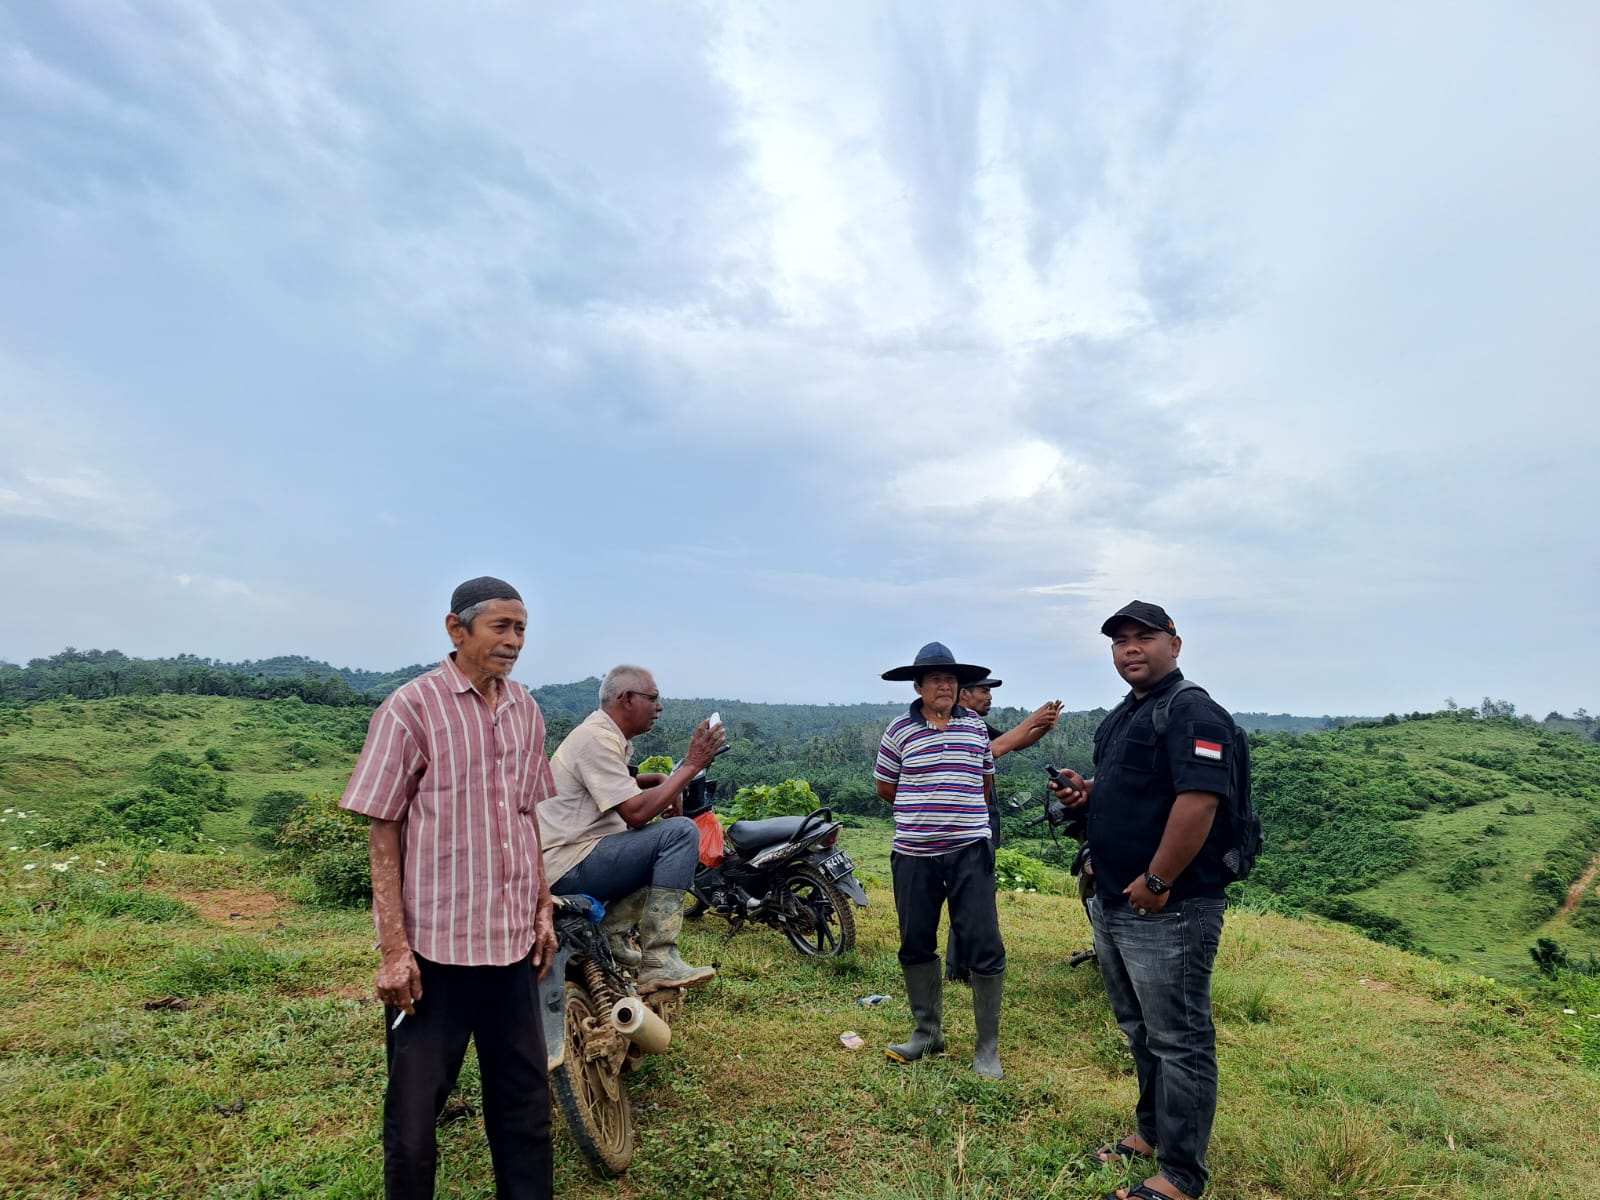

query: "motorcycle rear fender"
left=538, top=941, right=576, bottom=1071
left=803, top=847, right=870, bottom=907
left=833, top=873, right=870, bottom=907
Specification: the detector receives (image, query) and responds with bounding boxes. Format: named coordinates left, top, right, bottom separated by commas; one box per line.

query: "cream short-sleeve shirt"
left=538, top=708, right=640, bottom=885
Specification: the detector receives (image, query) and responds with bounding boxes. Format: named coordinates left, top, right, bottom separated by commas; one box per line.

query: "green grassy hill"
left=5, top=697, right=1600, bottom=1196
left=0, top=695, right=368, bottom=851
left=1235, top=713, right=1600, bottom=980
left=2, top=838, right=1597, bottom=1199
left=5, top=696, right=1600, bottom=985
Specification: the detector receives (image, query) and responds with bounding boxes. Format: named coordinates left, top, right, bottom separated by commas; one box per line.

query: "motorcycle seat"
left=726, top=815, right=811, bottom=852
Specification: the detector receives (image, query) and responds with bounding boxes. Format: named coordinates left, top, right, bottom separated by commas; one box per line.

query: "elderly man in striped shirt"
left=341, top=576, right=558, bottom=1200
left=875, top=641, right=1007, bottom=1079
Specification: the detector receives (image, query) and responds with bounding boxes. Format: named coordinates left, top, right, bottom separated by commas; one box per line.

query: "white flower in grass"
left=23, top=863, right=36, bottom=870
left=50, top=862, right=69, bottom=872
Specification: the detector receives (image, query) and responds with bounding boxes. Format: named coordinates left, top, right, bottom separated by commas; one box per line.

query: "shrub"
left=107, top=785, right=203, bottom=843
left=1442, top=854, right=1488, bottom=890
left=250, top=789, right=309, bottom=849
left=144, top=750, right=231, bottom=812
left=1574, top=893, right=1600, bottom=933
left=275, top=795, right=371, bottom=907
left=993, top=847, right=1062, bottom=894
left=636, top=754, right=674, bottom=774
left=726, top=779, right=820, bottom=822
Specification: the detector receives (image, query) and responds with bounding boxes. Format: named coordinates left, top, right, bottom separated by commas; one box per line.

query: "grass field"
left=3, top=825, right=1597, bottom=1200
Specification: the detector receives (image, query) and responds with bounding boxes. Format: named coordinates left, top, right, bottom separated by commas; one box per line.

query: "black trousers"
left=892, top=839, right=1006, bottom=975
left=946, top=802, right=1003, bottom=977
left=383, top=954, right=552, bottom=1200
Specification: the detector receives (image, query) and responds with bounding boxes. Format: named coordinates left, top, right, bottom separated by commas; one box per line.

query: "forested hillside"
left=4, top=670, right=1600, bottom=980
left=0, top=649, right=428, bottom=705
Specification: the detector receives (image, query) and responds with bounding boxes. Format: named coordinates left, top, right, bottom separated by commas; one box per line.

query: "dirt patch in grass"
left=1560, top=853, right=1600, bottom=915
left=168, top=887, right=287, bottom=927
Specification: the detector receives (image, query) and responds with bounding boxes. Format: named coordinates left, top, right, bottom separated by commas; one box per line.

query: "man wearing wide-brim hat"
left=873, top=641, right=1007, bottom=1079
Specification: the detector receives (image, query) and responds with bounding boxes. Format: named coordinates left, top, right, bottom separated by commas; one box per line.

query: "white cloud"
left=0, top=2, right=1596, bottom=714
left=889, top=438, right=1072, bottom=512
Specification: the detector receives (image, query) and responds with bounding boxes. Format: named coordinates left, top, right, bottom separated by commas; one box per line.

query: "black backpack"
left=1150, top=681, right=1263, bottom=882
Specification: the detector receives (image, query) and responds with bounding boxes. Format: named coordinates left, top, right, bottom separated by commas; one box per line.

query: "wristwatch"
left=1143, top=872, right=1171, bottom=895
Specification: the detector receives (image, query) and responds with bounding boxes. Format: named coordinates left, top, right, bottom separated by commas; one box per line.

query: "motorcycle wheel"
left=550, top=981, right=634, bottom=1178
left=776, top=865, right=856, bottom=957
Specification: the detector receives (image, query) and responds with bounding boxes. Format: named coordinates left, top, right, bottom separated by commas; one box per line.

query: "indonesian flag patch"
left=1193, top=738, right=1224, bottom=761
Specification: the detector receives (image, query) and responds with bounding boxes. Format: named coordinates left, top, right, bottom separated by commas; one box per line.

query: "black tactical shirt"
left=1087, top=669, right=1236, bottom=906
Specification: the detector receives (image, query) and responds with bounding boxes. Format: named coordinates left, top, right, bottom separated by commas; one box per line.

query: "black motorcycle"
left=539, top=894, right=681, bottom=1178
left=681, top=774, right=869, bottom=957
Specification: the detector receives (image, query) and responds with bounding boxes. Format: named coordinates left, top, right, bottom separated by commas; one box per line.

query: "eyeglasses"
left=625, top=691, right=661, bottom=705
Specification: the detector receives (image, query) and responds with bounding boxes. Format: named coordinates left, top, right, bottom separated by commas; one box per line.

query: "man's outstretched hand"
left=684, top=719, right=727, bottom=772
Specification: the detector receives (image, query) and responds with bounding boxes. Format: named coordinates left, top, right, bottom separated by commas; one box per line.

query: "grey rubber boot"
left=886, top=959, right=946, bottom=1063
left=971, top=970, right=1005, bottom=1079
left=601, top=888, right=648, bottom=968
left=637, top=886, right=716, bottom=993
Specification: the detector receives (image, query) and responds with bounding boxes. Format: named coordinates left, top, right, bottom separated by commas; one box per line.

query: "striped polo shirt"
left=340, top=655, right=555, bottom=967
left=874, top=700, right=994, bottom=856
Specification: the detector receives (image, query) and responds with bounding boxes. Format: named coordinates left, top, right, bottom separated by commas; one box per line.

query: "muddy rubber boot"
left=886, top=960, right=946, bottom=1063
left=601, top=888, right=648, bottom=968
left=971, top=970, right=1004, bottom=1079
left=637, top=886, right=716, bottom=993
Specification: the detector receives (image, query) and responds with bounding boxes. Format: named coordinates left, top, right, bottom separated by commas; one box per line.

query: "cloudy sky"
left=3, top=2, right=1597, bottom=718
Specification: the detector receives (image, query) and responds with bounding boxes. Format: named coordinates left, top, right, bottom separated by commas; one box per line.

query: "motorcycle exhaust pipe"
left=609, top=997, right=671, bottom=1054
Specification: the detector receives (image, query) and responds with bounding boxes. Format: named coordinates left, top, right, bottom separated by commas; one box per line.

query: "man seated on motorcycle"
left=538, top=664, right=725, bottom=992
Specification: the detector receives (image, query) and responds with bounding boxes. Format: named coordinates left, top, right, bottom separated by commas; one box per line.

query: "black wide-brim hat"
left=881, top=641, right=991, bottom=686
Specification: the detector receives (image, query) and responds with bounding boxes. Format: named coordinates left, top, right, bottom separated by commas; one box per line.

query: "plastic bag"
left=693, top=810, right=725, bottom=868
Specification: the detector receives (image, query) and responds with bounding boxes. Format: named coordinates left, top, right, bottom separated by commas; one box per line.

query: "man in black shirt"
left=945, top=677, right=1060, bottom=982
left=1050, top=601, right=1231, bottom=1200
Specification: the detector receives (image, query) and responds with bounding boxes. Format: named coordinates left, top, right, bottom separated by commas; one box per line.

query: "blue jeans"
left=549, top=817, right=699, bottom=902
left=1089, top=895, right=1225, bottom=1199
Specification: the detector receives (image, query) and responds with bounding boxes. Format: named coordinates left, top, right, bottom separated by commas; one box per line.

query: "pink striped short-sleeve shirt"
left=340, top=656, right=555, bottom=967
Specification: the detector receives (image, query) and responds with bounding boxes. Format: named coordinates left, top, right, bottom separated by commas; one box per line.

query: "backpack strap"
left=1151, top=679, right=1208, bottom=736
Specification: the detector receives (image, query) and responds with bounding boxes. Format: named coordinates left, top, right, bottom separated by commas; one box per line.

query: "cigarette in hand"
left=391, top=1011, right=406, bottom=1031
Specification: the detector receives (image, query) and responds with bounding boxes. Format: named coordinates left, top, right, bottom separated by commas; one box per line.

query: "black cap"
left=450, top=576, right=523, bottom=616
left=963, top=677, right=1003, bottom=689
left=1101, top=601, right=1176, bottom=637
left=881, top=641, right=991, bottom=686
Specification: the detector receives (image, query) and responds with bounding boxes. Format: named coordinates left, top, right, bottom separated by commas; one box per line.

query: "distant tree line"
left=0, top=649, right=413, bottom=707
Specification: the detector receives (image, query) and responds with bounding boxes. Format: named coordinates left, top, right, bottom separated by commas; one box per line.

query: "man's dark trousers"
left=384, top=953, right=552, bottom=1200
left=893, top=838, right=1005, bottom=974
left=1089, top=895, right=1224, bottom=1199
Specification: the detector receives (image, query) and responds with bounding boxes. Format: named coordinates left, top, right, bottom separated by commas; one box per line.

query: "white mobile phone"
left=708, top=711, right=723, bottom=729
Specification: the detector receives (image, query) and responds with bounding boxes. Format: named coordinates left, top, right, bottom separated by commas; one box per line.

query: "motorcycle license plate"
left=820, top=850, right=854, bottom=879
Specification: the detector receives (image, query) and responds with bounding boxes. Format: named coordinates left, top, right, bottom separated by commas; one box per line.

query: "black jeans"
left=1089, top=895, right=1225, bottom=1199
left=946, top=801, right=1003, bottom=976
left=383, top=954, right=552, bottom=1200
left=891, top=839, right=1006, bottom=975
